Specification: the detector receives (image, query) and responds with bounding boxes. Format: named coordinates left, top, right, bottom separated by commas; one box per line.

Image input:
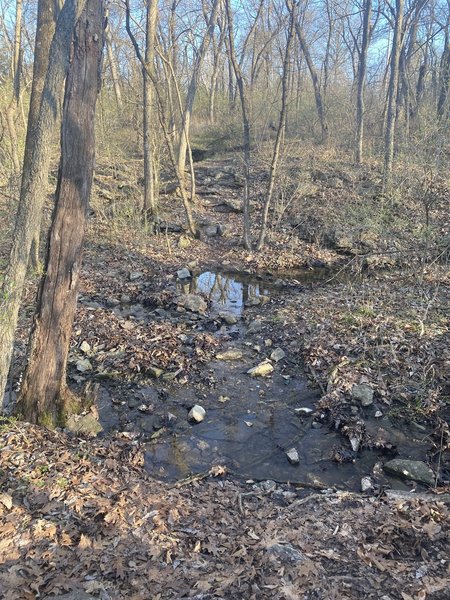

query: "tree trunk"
left=13, top=0, right=23, bottom=103
left=19, top=0, right=104, bottom=426
left=437, top=24, right=449, bottom=120
left=225, top=0, right=251, bottom=250
left=0, top=0, right=83, bottom=412
left=257, top=0, right=296, bottom=250
left=295, top=18, right=329, bottom=143
left=143, top=0, right=158, bottom=217
left=25, top=0, right=58, bottom=270
left=383, top=0, right=404, bottom=190
left=355, top=0, right=372, bottom=164
left=105, top=18, right=123, bottom=110
left=176, top=0, right=220, bottom=176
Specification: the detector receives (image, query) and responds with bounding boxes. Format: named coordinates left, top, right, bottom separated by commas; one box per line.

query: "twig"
left=306, top=363, right=326, bottom=395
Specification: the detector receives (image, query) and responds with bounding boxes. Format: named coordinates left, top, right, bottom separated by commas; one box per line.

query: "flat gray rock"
left=384, top=459, right=435, bottom=486
left=352, top=383, right=374, bottom=406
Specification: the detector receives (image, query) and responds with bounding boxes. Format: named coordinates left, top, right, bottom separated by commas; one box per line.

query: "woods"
left=0, top=0, right=449, bottom=598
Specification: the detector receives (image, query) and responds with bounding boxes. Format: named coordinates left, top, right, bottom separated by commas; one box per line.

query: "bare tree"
left=26, top=0, right=58, bottom=270
left=176, top=0, right=221, bottom=177
left=19, top=0, right=104, bottom=425
left=0, top=0, right=83, bottom=410
left=355, top=0, right=373, bottom=163
left=257, top=0, right=296, bottom=250
left=383, top=0, right=405, bottom=189
left=295, top=10, right=329, bottom=143
left=143, top=0, right=158, bottom=217
left=225, top=0, right=252, bottom=249
left=105, top=14, right=123, bottom=110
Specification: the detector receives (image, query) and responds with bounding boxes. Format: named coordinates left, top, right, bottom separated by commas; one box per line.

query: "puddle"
left=141, top=360, right=432, bottom=491
left=88, top=266, right=438, bottom=492
left=176, top=270, right=271, bottom=315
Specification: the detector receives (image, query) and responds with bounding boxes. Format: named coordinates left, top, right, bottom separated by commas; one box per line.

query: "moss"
left=38, top=410, right=59, bottom=429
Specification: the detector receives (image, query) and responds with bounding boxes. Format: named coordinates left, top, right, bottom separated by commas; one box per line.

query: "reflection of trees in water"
left=184, top=272, right=268, bottom=308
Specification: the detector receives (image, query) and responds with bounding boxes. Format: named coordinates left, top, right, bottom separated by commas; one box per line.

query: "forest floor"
left=0, top=144, right=449, bottom=599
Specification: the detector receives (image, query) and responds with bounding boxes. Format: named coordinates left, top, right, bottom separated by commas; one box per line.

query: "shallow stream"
left=94, top=268, right=435, bottom=491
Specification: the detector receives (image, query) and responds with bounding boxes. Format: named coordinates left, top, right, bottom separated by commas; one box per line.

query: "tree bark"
left=176, top=0, right=220, bottom=176
left=383, top=0, right=404, bottom=190
left=355, top=0, right=372, bottom=163
left=25, top=0, right=58, bottom=270
left=19, top=0, right=104, bottom=426
left=143, top=0, right=158, bottom=217
left=295, top=18, right=329, bottom=143
left=225, top=0, right=252, bottom=250
left=0, top=0, right=83, bottom=412
left=12, top=0, right=23, bottom=103
left=257, top=0, right=296, bottom=250
left=105, top=17, right=123, bottom=110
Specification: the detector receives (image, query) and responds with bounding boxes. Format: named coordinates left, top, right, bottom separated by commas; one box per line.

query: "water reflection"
left=177, top=271, right=270, bottom=315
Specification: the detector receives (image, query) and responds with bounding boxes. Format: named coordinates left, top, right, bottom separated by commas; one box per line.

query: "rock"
left=66, top=414, right=103, bottom=437
left=247, top=361, right=273, bottom=377
left=76, top=358, right=92, bottom=373
left=245, top=296, right=261, bottom=307
left=361, top=476, right=373, bottom=492
left=270, top=348, right=285, bottom=362
left=147, top=366, right=164, bottom=379
left=129, top=271, right=143, bottom=281
left=246, top=319, right=262, bottom=334
left=80, top=340, right=91, bottom=354
left=267, top=543, right=304, bottom=563
left=120, top=294, right=131, bottom=303
left=202, top=224, right=219, bottom=237
left=253, top=480, right=277, bottom=493
left=219, top=312, right=238, bottom=325
left=349, top=436, right=361, bottom=452
left=352, top=383, right=374, bottom=406
left=286, top=447, right=300, bottom=465
left=177, top=267, right=191, bottom=279
left=375, top=410, right=383, bottom=418
left=294, top=407, right=313, bottom=415
left=383, top=459, right=435, bottom=486
left=311, top=421, right=322, bottom=429
left=188, top=405, right=206, bottom=423
left=178, top=294, right=207, bottom=313
left=216, top=349, right=243, bottom=361
left=106, top=297, right=120, bottom=307
left=178, top=235, right=191, bottom=249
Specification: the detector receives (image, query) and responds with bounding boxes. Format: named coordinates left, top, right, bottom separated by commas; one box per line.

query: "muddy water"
left=91, top=268, right=434, bottom=491
left=143, top=356, right=430, bottom=490
left=141, top=270, right=432, bottom=490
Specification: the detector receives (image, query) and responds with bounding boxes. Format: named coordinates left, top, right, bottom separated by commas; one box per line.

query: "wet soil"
left=86, top=268, right=435, bottom=492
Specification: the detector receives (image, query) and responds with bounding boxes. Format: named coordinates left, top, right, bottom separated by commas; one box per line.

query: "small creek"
left=93, top=268, right=434, bottom=491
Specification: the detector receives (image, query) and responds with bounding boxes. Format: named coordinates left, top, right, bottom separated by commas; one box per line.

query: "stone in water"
left=188, top=405, right=206, bottom=423
left=286, top=447, right=300, bottom=465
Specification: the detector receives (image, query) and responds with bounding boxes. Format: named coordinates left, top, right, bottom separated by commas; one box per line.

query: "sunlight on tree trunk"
left=19, top=0, right=104, bottom=426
